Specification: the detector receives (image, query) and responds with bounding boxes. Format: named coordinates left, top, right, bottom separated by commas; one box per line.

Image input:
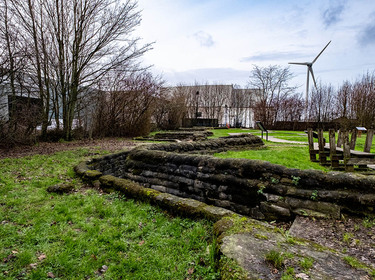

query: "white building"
left=163, top=84, right=259, bottom=128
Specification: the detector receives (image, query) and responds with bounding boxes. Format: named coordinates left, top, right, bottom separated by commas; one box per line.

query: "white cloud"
left=192, top=31, right=215, bottom=47
left=135, top=0, right=375, bottom=89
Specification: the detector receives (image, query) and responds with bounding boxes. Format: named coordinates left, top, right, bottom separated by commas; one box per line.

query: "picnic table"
left=307, top=128, right=375, bottom=171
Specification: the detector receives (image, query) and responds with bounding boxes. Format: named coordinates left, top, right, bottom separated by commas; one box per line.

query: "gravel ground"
left=289, top=215, right=375, bottom=268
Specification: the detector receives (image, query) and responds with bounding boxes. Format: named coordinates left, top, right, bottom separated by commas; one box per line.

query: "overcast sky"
left=135, top=0, right=375, bottom=92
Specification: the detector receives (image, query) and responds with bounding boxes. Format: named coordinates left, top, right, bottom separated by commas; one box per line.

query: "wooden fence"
left=307, top=128, right=375, bottom=171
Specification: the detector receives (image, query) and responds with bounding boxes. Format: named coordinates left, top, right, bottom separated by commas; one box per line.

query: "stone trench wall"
left=84, top=134, right=375, bottom=221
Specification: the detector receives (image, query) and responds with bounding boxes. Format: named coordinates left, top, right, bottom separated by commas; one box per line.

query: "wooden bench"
left=307, top=128, right=375, bottom=171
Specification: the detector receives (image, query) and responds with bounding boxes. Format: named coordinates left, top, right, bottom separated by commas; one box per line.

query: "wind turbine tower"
left=289, top=41, right=331, bottom=120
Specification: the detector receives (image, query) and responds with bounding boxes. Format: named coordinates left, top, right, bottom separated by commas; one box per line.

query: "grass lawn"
left=208, top=128, right=260, bottom=138
left=0, top=149, right=218, bottom=279
left=209, top=129, right=374, bottom=164
left=209, top=128, right=374, bottom=151
left=214, top=144, right=329, bottom=171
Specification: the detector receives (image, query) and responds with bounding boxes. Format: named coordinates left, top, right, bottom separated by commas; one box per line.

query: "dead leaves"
left=37, top=254, right=47, bottom=261
left=184, top=266, right=195, bottom=279
left=2, top=252, right=17, bottom=263
left=187, top=267, right=195, bottom=275
left=28, top=253, right=48, bottom=270
left=95, top=265, right=109, bottom=276
left=47, top=272, right=56, bottom=278
left=29, top=263, right=38, bottom=270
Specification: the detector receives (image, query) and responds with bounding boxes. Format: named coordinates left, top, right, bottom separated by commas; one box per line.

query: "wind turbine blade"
left=288, top=62, right=309, bottom=65
left=309, top=67, right=317, bottom=89
left=312, top=40, right=331, bottom=64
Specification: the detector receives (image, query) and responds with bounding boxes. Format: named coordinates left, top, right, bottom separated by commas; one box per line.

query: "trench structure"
left=77, top=134, right=375, bottom=221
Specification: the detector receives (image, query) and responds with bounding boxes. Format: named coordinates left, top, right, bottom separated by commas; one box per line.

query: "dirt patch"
left=289, top=215, right=375, bottom=268
left=0, top=138, right=139, bottom=159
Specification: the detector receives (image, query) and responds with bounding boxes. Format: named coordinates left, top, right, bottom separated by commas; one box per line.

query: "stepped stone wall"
left=78, top=134, right=375, bottom=221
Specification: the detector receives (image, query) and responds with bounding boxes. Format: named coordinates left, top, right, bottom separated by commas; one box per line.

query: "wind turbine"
left=289, top=40, right=331, bottom=119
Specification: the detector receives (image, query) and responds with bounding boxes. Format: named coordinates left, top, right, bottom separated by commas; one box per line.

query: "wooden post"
left=364, top=129, right=374, bottom=153
left=307, top=128, right=316, bottom=161
left=350, top=129, right=357, bottom=150
left=343, top=131, right=354, bottom=171
left=329, top=129, right=339, bottom=168
left=337, top=129, right=343, bottom=148
left=318, top=129, right=326, bottom=164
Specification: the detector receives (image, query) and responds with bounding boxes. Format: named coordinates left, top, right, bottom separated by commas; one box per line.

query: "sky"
left=134, top=0, right=375, bottom=92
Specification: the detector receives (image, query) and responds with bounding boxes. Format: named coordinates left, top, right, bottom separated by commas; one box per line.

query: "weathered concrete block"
left=260, top=202, right=291, bottom=221
left=285, top=197, right=340, bottom=219
left=218, top=216, right=372, bottom=280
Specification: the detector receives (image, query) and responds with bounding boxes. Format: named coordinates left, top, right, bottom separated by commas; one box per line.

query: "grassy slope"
left=0, top=149, right=218, bottom=280
left=209, top=129, right=374, bottom=170
left=214, top=144, right=328, bottom=171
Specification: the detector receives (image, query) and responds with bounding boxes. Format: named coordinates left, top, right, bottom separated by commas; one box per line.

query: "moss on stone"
left=174, top=199, right=206, bottom=217
left=201, top=205, right=236, bottom=221
left=139, top=188, right=161, bottom=200
left=83, top=169, right=102, bottom=179
left=254, top=233, right=269, bottom=240
left=219, top=215, right=270, bottom=237
left=213, top=217, right=235, bottom=238
left=99, top=175, right=116, bottom=188
left=74, top=161, right=90, bottom=175
left=47, top=183, right=75, bottom=194
left=113, top=178, right=143, bottom=197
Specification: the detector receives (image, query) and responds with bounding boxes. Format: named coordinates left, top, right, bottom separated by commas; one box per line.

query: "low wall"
left=153, top=130, right=213, bottom=141
left=79, top=134, right=375, bottom=221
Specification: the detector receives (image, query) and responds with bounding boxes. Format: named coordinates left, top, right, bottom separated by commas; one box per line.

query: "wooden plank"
left=307, top=128, right=317, bottom=161
left=307, top=128, right=314, bottom=151
left=343, top=130, right=353, bottom=171
left=337, top=129, right=343, bottom=148
left=324, top=146, right=375, bottom=157
left=318, top=129, right=325, bottom=151
left=350, top=129, right=357, bottom=150
left=364, top=129, right=374, bottom=153
left=343, top=131, right=350, bottom=160
left=329, top=129, right=339, bottom=168
left=347, top=158, right=375, bottom=165
left=329, top=129, right=336, bottom=155
left=318, top=129, right=327, bottom=164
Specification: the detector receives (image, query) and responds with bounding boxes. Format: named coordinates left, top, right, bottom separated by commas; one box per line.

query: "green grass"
left=0, top=149, right=218, bottom=279
left=268, top=130, right=375, bottom=153
left=208, top=128, right=375, bottom=153
left=214, top=145, right=328, bottom=171
left=209, top=128, right=374, bottom=170
left=208, top=128, right=260, bottom=138
left=265, top=250, right=285, bottom=269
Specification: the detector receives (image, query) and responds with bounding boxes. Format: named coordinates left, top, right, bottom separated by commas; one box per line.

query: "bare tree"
left=0, top=0, right=42, bottom=146
left=248, top=65, right=296, bottom=126
left=6, top=0, right=151, bottom=140
left=199, top=83, right=228, bottom=126
left=308, top=83, right=337, bottom=123
left=336, top=81, right=352, bottom=119
left=92, top=70, right=163, bottom=137
left=351, top=72, right=375, bottom=127
left=277, top=93, right=304, bottom=122
left=154, top=86, right=188, bottom=130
